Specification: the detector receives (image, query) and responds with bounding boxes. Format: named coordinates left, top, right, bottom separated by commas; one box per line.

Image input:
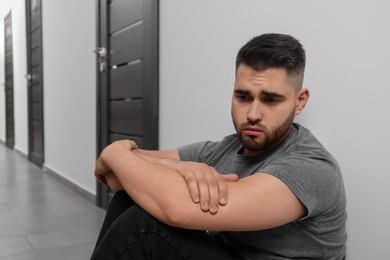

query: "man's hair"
left=235, top=33, right=306, bottom=88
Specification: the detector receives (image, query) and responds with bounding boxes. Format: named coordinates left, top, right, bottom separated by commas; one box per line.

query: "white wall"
left=160, top=1, right=390, bottom=259
left=42, top=0, right=97, bottom=194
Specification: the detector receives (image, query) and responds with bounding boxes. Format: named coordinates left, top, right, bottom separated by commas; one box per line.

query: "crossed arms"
left=95, top=140, right=306, bottom=231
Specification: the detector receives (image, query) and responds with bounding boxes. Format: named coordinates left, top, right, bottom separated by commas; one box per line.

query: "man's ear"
left=295, top=88, right=310, bottom=115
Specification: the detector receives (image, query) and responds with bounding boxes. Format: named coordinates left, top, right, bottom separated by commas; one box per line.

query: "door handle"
left=94, top=47, right=107, bottom=58
left=95, top=47, right=108, bottom=72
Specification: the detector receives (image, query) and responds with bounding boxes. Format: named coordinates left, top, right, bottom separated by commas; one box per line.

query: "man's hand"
left=95, top=150, right=111, bottom=185
left=171, top=160, right=238, bottom=214
left=113, top=139, right=138, bottom=151
left=94, top=140, right=137, bottom=190
left=135, top=150, right=239, bottom=214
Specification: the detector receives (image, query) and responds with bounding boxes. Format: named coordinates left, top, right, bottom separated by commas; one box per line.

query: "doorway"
left=96, top=0, right=159, bottom=209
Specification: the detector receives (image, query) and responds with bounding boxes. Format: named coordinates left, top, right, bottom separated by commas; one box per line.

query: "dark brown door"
left=4, top=11, right=15, bottom=149
left=26, top=0, right=44, bottom=166
left=96, top=0, right=159, bottom=209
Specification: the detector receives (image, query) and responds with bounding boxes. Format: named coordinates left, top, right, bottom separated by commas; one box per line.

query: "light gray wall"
left=0, top=1, right=389, bottom=259
left=159, top=1, right=390, bottom=259
left=42, top=0, right=97, bottom=195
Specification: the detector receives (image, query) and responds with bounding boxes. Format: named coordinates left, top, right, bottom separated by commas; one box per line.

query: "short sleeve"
left=178, top=141, right=219, bottom=163
left=261, top=152, right=343, bottom=218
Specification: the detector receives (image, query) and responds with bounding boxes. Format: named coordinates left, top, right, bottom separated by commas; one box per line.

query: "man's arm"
left=95, top=141, right=306, bottom=231
left=136, top=149, right=238, bottom=212
left=99, top=143, right=180, bottom=191
left=101, top=140, right=238, bottom=213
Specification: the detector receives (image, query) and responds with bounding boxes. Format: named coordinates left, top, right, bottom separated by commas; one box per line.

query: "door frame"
left=95, top=0, right=109, bottom=208
left=4, top=10, right=15, bottom=149
left=26, top=0, right=45, bottom=166
left=95, top=0, right=159, bottom=208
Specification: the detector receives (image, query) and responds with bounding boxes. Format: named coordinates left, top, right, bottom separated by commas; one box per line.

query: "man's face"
left=231, top=64, right=309, bottom=155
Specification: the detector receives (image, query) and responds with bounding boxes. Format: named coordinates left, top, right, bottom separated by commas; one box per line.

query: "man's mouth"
left=243, top=126, right=263, bottom=137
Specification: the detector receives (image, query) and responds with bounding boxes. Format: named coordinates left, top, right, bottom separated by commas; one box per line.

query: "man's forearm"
left=99, top=143, right=194, bottom=224
left=135, top=150, right=182, bottom=171
left=135, top=148, right=238, bottom=212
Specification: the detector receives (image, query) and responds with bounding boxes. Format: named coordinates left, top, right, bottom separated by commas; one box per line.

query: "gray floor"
left=0, top=143, right=106, bottom=259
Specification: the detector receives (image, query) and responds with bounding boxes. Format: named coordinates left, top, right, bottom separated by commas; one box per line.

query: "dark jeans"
left=91, top=191, right=234, bottom=260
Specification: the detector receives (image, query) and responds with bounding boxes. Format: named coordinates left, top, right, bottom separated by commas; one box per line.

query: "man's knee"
left=93, top=205, right=189, bottom=259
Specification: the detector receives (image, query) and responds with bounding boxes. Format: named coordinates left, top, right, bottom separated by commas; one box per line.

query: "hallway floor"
left=0, top=143, right=106, bottom=260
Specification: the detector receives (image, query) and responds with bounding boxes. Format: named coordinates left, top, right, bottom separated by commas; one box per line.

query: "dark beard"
left=233, top=111, right=295, bottom=155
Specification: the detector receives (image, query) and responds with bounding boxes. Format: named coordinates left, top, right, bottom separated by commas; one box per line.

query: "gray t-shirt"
left=178, top=123, right=347, bottom=260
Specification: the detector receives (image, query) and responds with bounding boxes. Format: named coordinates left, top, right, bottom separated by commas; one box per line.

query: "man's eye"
left=263, top=98, right=280, bottom=105
left=237, top=95, right=250, bottom=101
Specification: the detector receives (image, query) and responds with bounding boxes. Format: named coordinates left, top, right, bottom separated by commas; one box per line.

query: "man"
left=91, top=33, right=347, bottom=259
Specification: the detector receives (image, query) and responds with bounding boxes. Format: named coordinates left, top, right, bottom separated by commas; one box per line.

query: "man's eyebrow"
left=234, top=89, right=251, bottom=95
left=260, top=89, right=285, bottom=99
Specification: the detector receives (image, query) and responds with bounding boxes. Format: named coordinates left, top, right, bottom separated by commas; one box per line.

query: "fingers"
left=223, top=173, right=239, bottom=182
left=94, top=156, right=108, bottom=184
left=114, top=139, right=138, bottom=150
left=179, top=162, right=231, bottom=214
left=215, top=174, right=228, bottom=206
left=200, top=171, right=221, bottom=214
left=198, top=170, right=219, bottom=213
left=94, top=144, right=119, bottom=185
left=181, top=172, right=199, bottom=203
left=217, top=174, right=238, bottom=207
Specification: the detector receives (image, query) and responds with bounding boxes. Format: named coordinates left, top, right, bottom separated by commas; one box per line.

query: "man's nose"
left=247, top=102, right=263, bottom=123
